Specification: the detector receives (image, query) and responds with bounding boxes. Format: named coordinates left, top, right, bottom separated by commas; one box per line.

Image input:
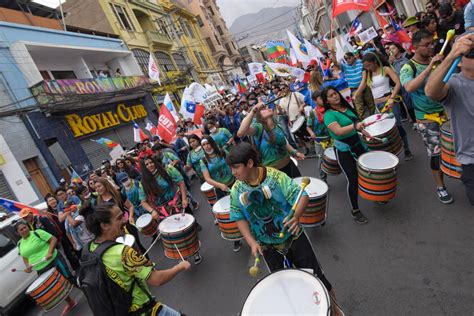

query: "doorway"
left=23, top=157, right=53, bottom=197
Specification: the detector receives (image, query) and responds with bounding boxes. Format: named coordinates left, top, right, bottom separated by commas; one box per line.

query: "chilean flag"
left=392, top=19, right=413, bottom=51
left=348, top=17, right=362, bottom=36
left=0, top=197, right=41, bottom=215
left=133, top=122, right=148, bottom=143
left=194, top=104, right=205, bottom=125
left=163, top=93, right=179, bottom=122
left=157, top=104, right=177, bottom=143
left=145, top=121, right=159, bottom=136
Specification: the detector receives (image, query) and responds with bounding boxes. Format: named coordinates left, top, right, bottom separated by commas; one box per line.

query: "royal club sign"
left=65, top=103, right=148, bottom=137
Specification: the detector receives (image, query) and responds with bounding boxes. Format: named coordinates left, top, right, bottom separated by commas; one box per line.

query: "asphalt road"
left=19, top=125, right=474, bottom=316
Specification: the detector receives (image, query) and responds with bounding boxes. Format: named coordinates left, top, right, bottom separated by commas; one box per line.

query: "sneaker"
left=233, top=240, right=242, bottom=253
left=194, top=253, right=203, bottom=265
left=437, top=187, right=454, bottom=204
left=214, top=218, right=218, bottom=225
left=61, top=300, right=78, bottom=316
left=351, top=210, right=368, bottom=224
left=404, top=150, right=414, bottom=161
left=192, top=201, right=200, bottom=210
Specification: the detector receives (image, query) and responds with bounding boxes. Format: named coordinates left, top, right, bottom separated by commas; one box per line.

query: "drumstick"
left=142, top=233, right=161, bottom=257
left=279, top=177, right=311, bottom=238
left=173, top=244, right=185, bottom=262
left=433, top=29, right=456, bottom=69
left=443, top=56, right=462, bottom=83
left=249, top=256, right=260, bottom=277
left=12, top=257, right=48, bottom=272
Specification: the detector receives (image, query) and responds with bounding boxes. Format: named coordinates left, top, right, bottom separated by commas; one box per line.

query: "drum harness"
left=331, top=109, right=368, bottom=160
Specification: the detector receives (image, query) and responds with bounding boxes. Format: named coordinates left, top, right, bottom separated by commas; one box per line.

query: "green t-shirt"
left=18, top=229, right=57, bottom=271
left=186, top=148, right=205, bottom=178
left=139, top=165, right=183, bottom=206
left=400, top=60, right=444, bottom=119
left=229, top=167, right=307, bottom=245
left=199, top=155, right=234, bottom=186
left=323, top=109, right=358, bottom=140
left=89, top=242, right=157, bottom=313
left=160, top=149, right=180, bottom=166
left=210, top=128, right=232, bottom=149
left=252, top=122, right=289, bottom=168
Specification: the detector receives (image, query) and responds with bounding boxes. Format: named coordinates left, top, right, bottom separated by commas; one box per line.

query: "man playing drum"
left=227, top=143, right=343, bottom=315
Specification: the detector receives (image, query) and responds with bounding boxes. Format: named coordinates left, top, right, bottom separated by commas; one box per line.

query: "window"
left=198, top=52, right=209, bottom=68
left=50, top=71, right=77, bottom=79
left=132, top=49, right=150, bottom=75
left=172, top=53, right=188, bottom=71
left=184, top=21, right=195, bottom=38
left=110, top=4, right=134, bottom=31
left=0, top=234, right=15, bottom=258
left=157, top=20, right=172, bottom=40
left=225, top=43, right=232, bottom=56
left=208, top=6, right=214, bottom=16
left=216, top=25, right=223, bottom=36
left=215, top=34, right=221, bottom=46
left=205, top=37, right=216, bottom=53
left=40, top=71, right=52, bottom=80
left=196, top=15, right=204, bottom=27
left=154, top=51, right=176, bottom=72
left=194, top=51, right=204, bottom=68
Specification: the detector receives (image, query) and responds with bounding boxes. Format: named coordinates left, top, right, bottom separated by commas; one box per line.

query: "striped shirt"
left=341, top=60, right=363, bottom=89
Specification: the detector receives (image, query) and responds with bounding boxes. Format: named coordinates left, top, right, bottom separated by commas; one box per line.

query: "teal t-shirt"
left=186, top=147, right=205, bottom=178
left=230, top=167, right=307, bottom=245
left=160, top=149, right=180, bottom=166
left=211, top=128, right=232, bottom=149
left=122, top=180, right=147, bottom=218
left=252, top=122, right=289, bottom=168
left=307, top=110, right=329, bottom=137
left=139, top=165, right=183, bottom=206
left=400, top=60, right=444, bottom=119
left=323, top=109, right=358, bottom=140
left=199, top=155, right=234, bottom=185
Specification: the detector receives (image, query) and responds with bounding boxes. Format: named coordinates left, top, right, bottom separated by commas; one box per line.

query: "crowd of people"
left=11, top=1, right=474, bottom=315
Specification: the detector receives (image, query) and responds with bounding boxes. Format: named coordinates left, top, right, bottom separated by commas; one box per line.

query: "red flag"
left=194, top=104, right=205, bottom=125
left=375, top=10, right=389, bottom=29
left=333, top=0, right=373, bottom=17
left=255, top=73, right=265, bottom=83
left=157, top=105, right=177, bottom=143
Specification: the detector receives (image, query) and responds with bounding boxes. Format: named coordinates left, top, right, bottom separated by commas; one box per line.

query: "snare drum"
left=212, top=196, right=243, bottom=241
left=158, top=214, right=200, bottom=260
left=294, top=177, right=328, bottom=227
left=136, top=213, right=158, bottom=237
left=241, top=269, right=330, bottom=315
left=321, top=147, right=341, bottom=175
left=290, top=116, right=306, bottom=134
left=363, top=114, right=403, bottom=156
left=201, top=182, right=217, bottom=205
left=440, top=121, right=462, bottom=179
left=357, top=151, right=399, bottom=202
left=26, top=267, right=73, bottom=312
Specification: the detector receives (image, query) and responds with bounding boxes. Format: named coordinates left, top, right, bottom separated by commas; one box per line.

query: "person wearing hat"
left=19, top=207, right=59, bottom=239
left=439, top=3, right=466, bottom=40
left=403, top=16, right=421, bottom=36
left=426, top=30, right=474, bottom=205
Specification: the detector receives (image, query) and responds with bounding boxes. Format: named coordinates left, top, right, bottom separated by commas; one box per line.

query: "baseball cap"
left=116, top=172, right=129, bottom=183
left=19, top=208, right=32, bottom=218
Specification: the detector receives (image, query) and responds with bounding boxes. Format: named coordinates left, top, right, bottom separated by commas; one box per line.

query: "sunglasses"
left=465, top=50, right=474, bottom=59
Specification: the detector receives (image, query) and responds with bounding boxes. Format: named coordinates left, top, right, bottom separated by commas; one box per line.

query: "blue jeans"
left=158, top=305, right=181, bottom=316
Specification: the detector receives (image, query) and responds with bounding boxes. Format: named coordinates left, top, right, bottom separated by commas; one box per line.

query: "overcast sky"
left=216, top=0, right=299, bottom=27
left=32, top=0, right=64, bottom=8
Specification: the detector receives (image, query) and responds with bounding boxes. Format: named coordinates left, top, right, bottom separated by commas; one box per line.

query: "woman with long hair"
left=139, top=156, right=202, bottom=264
left=237, top=101, right=304, bottom=178
left=206, top=120, right=235, bottom=153
left=185, top=134, right=206, bottom=181
left=115, top=158, right=141, bottom=180
left=355, top=52, right=413, bottom=161
left=321, top=87, right=371, bottom=224
left=95, top=177, right=147, bottom=256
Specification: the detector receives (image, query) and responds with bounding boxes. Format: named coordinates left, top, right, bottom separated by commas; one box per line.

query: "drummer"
left=237, top=101, right=305, bottom=178
left=227, top=143, right=343, bottom=316
left=321, top=87, right=370, bottom=224
left=200, top=136, right=242, bottom=252
left=206, top=120, right=235, bottom=154
left=185, top=134, right=206, bottom=182
left=81, top=202, right=191, bottom=315
left=116, top=172, right=146, bottom=225
left=15, top=221, right=77, bottom=315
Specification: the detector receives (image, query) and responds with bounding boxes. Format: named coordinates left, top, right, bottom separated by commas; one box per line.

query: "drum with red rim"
left=136, top=213, right=158, bottom=237
left=294, top=177, right=329, bottom=227
left=158, top=214, right=200, bottom=260
left=212, top=195, right=243, bottom=241
left=201, top=182, right=217, bottom=205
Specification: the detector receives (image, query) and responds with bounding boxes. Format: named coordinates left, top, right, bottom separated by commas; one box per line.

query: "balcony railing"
left=145, top=30, right=172, bottom=46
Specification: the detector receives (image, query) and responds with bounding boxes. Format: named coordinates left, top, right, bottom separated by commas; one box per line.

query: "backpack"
left=78, top=241, right=141, bottom=316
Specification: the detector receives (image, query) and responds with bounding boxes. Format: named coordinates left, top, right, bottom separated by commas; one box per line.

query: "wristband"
left=290, top=149, right=297, bottom=157
left=353, top=122, right=358, bottom=131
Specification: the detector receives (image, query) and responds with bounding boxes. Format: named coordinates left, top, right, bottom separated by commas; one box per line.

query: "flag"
left=163, top=93, right=179, bottom=121
left=348, top=17, right=363, bottom=36
left=133, top=122, right=148, bottom=143
left=266, top=40, right=287, bottom=60
left=92, top=137, right=118, bottom=149
left=70, top=170, right=82, bottom=184
left=375, top=10, right=389, bottom=29
left=303, top=39, right=324, bottom=64
left=180, top=87, right=196, bottom=120
left=237, top=79, right=248, bottom=94
left=335, top=37, right=346, bottom=63
left=392, top=19, right=412, bottom=51
left=248, top=62, right=264, bottom=75
left=289, top=47, right=298, bottom=65
left=157, top=104, right=177, bottom=143
left=287, top=30, right=310, bottom=67
left=145, top=121, right=159, bottom=136
left=188, top=82, right=208, bottom=103
left=264, top=62, right=310, bottom=82
left=0, top=197, right=41, bottom=215
left=332, top=0, right=373, bottom=17
left=255, top=73, right=265, bottom=83
left=194, top=104, right=205, bottom=125
left=148, top=54, right=161, bottom=85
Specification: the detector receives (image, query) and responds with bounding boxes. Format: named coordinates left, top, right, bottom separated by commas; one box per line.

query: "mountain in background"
left=229, top=6, right=299, bottom=47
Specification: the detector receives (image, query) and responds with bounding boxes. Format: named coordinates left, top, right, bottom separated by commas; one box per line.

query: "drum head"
left=116, top=234, right=135, bottom=247
left=290, top=116, right=305, bottom=133
left=200, top=182, right=213, bottom=192
left=136, top=213, right=152, bottom=229
left=159, top=214, right=195, bottom=233
left=293, top=177, right=328, bottom=198
left=26, top=268, right=56, bottom=293
left=363, top=114, right=396, bottom=136
left=324, top=147, right=336, bottom=160
left=358, top=151, right=399, bottom=170
left=241, top=269, right=330, bottom=315
left=212, top=195, right=230, bottom=214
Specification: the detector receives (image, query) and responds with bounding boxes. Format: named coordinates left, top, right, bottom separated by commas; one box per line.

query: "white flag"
left=248, top=62, right=264, bottom=75
left=188, top=82, right=208, bottom=103
left=163, top=93, right=179, bottom=122
left=148, top=54, right=161, bottom=85
left=335, top=37, right=346, bottom=63
left=304, top=39, right=324, bottom=62
left=287, top=30, right=310, bottom=67
left=289, top=47, right=298, bottom=65
left=265, top=62, right=307, bottom=81
left=180, top=87, right=196, bottom=120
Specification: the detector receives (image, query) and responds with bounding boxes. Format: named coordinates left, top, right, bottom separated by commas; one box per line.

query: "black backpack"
left=78, top=240, right=136, bottom=316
